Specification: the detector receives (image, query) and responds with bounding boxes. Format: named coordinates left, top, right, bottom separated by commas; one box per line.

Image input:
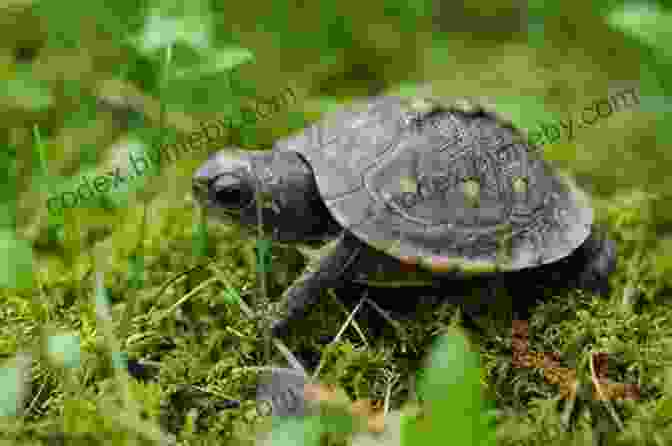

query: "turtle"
left=192, top=96, right=617, bottom=339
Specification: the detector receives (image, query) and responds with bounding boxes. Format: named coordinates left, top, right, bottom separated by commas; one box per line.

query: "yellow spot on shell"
left=495, top=232, right=513, bottom=267
left=513, top=177, right=528, bottom=195
left=399, top=176, right=417, bottom=194
left=461, top=179, right=480, bottom=207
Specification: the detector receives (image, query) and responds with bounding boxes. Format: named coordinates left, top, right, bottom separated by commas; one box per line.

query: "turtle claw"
left=271, top=319, right=291, bottom=339
left=576, top=231, right=617, bottom=297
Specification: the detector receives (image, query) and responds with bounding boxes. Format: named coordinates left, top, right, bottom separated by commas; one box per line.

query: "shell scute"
left=281, top=97, right=593, bottom=272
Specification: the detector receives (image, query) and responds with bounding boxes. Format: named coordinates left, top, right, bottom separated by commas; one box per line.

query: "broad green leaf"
left=221, top=287, right=241, bottom=305
left=638, top=94, right=672, bottom=115
left=607, top=3, right=672, bottom=58
left=262, top=416, right=322, bottom=446
left=95, top=282, right=112, bottom=321
left=170, top=48, right=254, bottom=80
left=0, top=353, right=31, bottom=418
left=406, top=330, right=491, bottom=446
left=129, top=7, right=212, bottom=54
left=486, top=96, right=557, bottom=143
left=111, top=351, right=128, bottom=371
left=47, top=333, right=81, bottom=369
left=0, top=203, right=17, bottom=229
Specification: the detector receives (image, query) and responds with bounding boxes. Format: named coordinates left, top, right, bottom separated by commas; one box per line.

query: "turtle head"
left=193, top=148, right=340, bottom=242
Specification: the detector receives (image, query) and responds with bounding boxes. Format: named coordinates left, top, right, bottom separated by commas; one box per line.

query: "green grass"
left=2, top=0, right=672, bottom=444
left=2, top=187, right=672, bottom=446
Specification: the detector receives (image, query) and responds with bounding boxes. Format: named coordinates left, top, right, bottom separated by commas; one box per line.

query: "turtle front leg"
left=575, top=228, right=617, bottom=296
left=271, top=232, right=362, bottom=338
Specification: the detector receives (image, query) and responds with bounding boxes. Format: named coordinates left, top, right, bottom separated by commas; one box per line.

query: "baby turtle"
left=193, top=96, right=616, bottom=338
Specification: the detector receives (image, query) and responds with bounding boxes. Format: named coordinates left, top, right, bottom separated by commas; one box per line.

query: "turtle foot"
left=576, top=231, right=617, bottom=296
left=271, top=319, right=291, bottom=339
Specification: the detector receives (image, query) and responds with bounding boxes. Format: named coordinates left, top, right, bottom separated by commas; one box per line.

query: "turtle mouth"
left=193, top=191, right=276, bottom=240
left=192, top=178, right=215, bottom=211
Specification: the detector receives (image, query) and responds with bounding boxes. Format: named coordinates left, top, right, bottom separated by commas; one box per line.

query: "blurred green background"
left=1, top=0, right=670, bottom=273
left=1, top=0, right=672, bottom=444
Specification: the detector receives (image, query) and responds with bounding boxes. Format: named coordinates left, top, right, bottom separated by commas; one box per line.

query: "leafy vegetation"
left=1, top=0, right=672, bottom=445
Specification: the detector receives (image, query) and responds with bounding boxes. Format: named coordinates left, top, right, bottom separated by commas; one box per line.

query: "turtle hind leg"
left=270, top=232, right=363, bottom=339
left=458, top=275, right=517, bottom=338
left=574, top=228, right=617, bottom=297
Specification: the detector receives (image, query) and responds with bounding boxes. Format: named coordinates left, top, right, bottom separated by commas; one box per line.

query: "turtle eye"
left=212, top=174, right=255, bottom=210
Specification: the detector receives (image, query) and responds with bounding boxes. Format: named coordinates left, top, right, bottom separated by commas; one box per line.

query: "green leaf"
left=263, top=416, right=323, bottom=446
left=0, top=203, right=17, bottom=229
left=221, top=286, right=241, bottom=305
left=0, top=353, right=31, bottom=418
left=606, top=3, right=672, bottom=58
left=170, top=48, right=254, bottom=80
left=404, top=330, right=492, bottom=446
left=47, top=333, right=81, bottom=369
left=256, top=239, right=273, bottom=273
left=111, top=351, right=128, bottom=371
left=128, top=5, right=212, bottom=55
left=487, top=96, right=557, bottom=141
left=0, top=230, right=33, bottom=289
left=95, top=282, right=112, bottom=321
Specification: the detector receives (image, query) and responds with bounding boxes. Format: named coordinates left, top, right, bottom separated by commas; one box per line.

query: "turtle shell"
left=275, top=96, right=593, bottom=274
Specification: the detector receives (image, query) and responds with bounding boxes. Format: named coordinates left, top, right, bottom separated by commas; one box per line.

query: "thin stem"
left=148, top=261, right=214, bottom=304
left=32, top=124, right=48, bottom=178
left=157, top=44, right=172, bottom=176
left=158, top=277, right=218, bottom=321
left=311, top=294, right=366, bottom=381
left=255, top=182, right=270, bottom=365
left=208, top=264, right=306, bottom=376
left=327, top=289, right=369, bottom=348
left=589, top=350, right=625, bottom=432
